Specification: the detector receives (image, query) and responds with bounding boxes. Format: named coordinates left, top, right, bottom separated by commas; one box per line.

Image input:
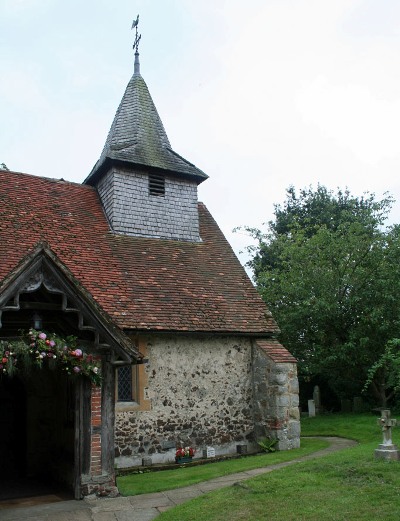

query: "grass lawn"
left=117, top=437, right=328, bottom=496
left=155, top=413, right=400, bottom=521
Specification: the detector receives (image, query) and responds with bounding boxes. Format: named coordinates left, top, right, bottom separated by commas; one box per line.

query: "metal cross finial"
left=132, top=15, right=141, bottom=53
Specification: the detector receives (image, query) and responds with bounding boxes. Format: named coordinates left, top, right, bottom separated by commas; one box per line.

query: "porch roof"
left=0, top=169, right=278, bottom=335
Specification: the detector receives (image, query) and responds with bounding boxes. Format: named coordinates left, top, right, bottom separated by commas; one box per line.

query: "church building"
left=0, top=26, right=300, bottom=499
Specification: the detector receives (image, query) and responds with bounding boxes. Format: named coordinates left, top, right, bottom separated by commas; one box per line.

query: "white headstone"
left=206, top=446, right=216, bottom=458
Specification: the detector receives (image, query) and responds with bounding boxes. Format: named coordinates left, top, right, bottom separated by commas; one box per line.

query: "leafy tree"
left=241, top=186, right=400, bottom=406
left=364, top=339, right=400, bottom=408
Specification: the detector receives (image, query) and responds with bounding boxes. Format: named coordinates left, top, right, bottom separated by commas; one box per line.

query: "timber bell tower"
left=84, top=16, right=208, bottom=242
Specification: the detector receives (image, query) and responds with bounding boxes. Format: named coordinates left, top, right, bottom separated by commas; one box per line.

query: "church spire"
left=83, top=16, right=208, bottom=241
left=84, top=16, right=207, bottom=187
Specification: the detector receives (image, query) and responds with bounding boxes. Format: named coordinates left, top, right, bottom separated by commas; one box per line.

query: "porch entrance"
left=0, top=258, right=136, bottom=500
left=0, top=368, right=75, bottom=502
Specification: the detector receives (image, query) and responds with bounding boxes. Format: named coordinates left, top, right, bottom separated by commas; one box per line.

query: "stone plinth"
left=375, top=444, right=400, bottom=461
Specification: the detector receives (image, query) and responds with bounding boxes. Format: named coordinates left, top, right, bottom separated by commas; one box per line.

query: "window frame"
left=116, top=365, right=138, bottom=404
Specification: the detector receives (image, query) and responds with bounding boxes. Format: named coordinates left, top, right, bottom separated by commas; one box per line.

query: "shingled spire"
left=84, top=18, right=207, bottom=242
left=84, top=19, right=207, bottom=187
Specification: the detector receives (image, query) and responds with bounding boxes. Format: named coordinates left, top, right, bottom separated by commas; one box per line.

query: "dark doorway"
left=0, top=368, right=75, bottom=502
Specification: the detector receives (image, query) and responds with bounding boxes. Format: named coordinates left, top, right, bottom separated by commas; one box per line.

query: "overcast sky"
left=2, top=0, right=400, bottom=271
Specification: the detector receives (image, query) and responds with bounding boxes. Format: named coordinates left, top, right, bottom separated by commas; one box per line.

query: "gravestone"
left=353, top=397, right=364, bottom=413
left=313, top=385, right=321, bottom=414
left=308, top=399, right=316, bottom=417
left=203, top=446, right=216, bottom=458
left=374, top=409, right=400, bottom=461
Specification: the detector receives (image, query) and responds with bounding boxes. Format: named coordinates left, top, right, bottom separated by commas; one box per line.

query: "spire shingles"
left=85, top=72, right=207, bottom=186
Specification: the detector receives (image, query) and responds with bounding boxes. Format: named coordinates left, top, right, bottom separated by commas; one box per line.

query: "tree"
left=242, top=185, right=400, bottom=406
left=364, top=339, right=400, bottom=408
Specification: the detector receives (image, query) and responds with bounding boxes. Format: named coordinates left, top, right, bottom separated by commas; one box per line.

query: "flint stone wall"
left=114, top=336, right=300, bottom=468
left=252, top=345, right=300, bottom=450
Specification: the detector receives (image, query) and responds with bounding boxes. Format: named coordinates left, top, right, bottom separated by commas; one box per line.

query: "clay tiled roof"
left=0, top=170, right=278, bottom=335
left=256, top=339, right=297, bottom=363
left=85, top=72, right=208, bottom=187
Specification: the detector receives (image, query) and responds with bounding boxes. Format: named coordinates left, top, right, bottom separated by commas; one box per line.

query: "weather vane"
left=132, top=15, right=141, bottom=53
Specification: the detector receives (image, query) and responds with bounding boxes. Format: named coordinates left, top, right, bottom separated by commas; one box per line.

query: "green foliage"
left=239, top=185, right=400, bottom=406
left=364, top=339, right=400, bottom=406
left=257, top=437, right=278, bottom=453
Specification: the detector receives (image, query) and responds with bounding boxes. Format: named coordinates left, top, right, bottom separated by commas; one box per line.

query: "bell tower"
left=84, top=17, right=208, bottom=242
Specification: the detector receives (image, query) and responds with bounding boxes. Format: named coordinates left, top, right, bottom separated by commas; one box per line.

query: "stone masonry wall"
left=252, top=344, right=300, bottom=450
left=115, top=336, right=256, bottom=467
left=97, top=168, right=200, bottom=241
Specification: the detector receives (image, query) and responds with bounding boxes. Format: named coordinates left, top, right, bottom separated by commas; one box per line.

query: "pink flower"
left=38, top=333, right=46, bottom=340
left=74, top=349, right=83, bottom=357
left=73, top=366, right=81, bottom=373
left=49, top=340, right=56, bottom=347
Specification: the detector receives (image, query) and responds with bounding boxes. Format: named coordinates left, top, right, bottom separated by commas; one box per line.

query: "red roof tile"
left=256, top=339, right=297, bottom=363
left=0, top=170, right=279, bottom=335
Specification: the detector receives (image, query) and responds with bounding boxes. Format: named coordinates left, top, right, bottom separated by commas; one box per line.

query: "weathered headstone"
left=313, top=385, right=321, bottom=414
left=353, top=396, right=364, bottom=413
left=375, top=409, right=400, bottom=461
left=308, top=399, right=316, bottom=417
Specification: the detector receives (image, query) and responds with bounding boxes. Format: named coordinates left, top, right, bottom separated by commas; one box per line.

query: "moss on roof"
left=85, top=73, right=208, bottom=185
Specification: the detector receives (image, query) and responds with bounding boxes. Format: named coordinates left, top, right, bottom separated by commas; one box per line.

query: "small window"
left=149, top=174, right=165, bottom=196
left=117, top=365, right=137, bottom=402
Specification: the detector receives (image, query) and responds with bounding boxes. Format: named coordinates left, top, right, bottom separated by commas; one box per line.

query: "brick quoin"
left=91, top=433, right=102, bottom=475
left=91, top=385, right=102, bottom=426
left=91, top=385, right=102, bottom=475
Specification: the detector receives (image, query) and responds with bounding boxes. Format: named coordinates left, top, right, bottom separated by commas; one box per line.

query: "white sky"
left=2, top=0, right=400, bottom=270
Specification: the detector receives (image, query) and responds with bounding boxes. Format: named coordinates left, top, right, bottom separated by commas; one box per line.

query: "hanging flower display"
left=0, top=329, right=102, bottom=385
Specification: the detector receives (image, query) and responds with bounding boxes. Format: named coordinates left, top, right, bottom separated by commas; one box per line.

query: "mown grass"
left=117, top=437, right=328, bottom=496
left=157, top=413, right=400, bottom=521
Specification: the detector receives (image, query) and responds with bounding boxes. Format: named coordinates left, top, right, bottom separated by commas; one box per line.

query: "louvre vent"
left=149, top=174, right=165, bottom=196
